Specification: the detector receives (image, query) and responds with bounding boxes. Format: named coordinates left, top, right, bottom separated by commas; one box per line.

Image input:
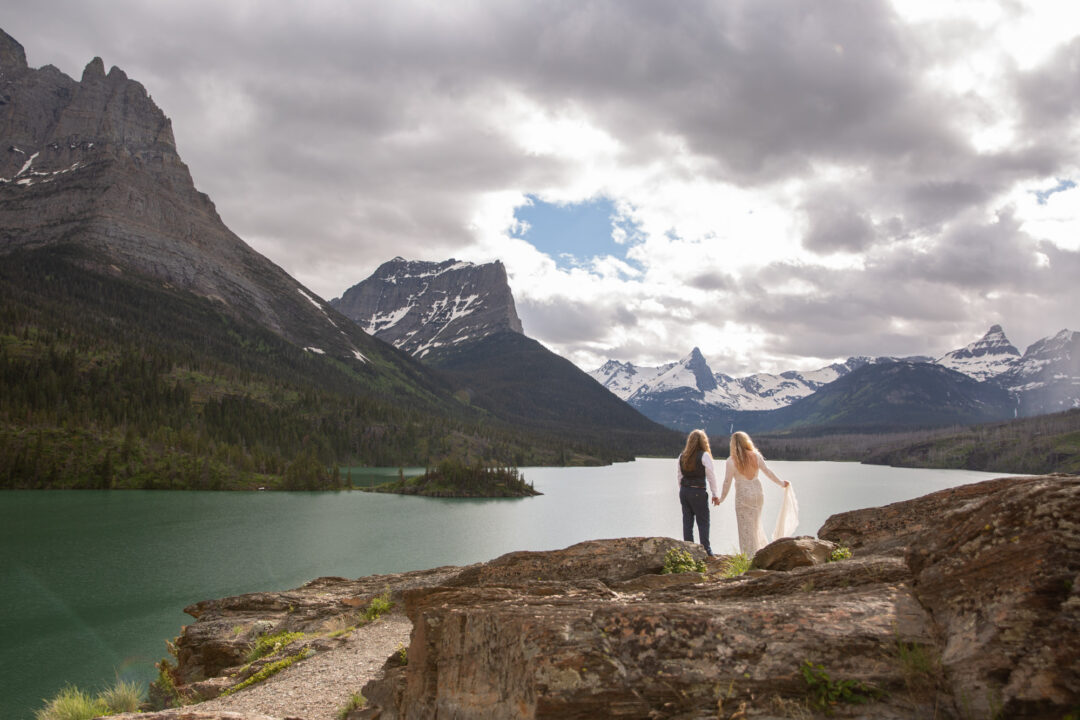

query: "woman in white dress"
left=718, top=431, right=793, bottom=556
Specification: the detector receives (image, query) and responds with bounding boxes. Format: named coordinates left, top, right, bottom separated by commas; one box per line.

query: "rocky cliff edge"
left=113, top=474, right=1078, bottom=719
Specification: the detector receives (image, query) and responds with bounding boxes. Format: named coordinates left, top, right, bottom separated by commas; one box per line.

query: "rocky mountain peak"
left=0, top=28, right=27, bottom=73
left=331, top=258, right=524, bottom=358
left=0, top=28, right=374, bottom=359
left=936, top=324, right=1021, bottom=382
left=682, top=347, right=718, bottom=392
left=82, top=56, right=106, bottom=81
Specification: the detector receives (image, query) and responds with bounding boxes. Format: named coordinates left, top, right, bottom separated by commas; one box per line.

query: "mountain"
left=0, top=29, right=668, bottom=487
left=331, top=257, right=523, bottom=358
left=590, top=348, right=920, bottom=414
left=1001, top=329, right=1080, bottom=416
left=731, top=362, right=1018, bottom=435
left=427, top=331, right=677, bottom=460
left=0, top=30, right=378, bottom=360
left=592, top=324, right=1077, bottom=433
left=935, top=324, right=1021, bottom=381
left=332, top=258, right=680, bottom=458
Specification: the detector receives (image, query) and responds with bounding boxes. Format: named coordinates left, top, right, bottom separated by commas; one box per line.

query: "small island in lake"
left=367, top=459, right=541, bottom=497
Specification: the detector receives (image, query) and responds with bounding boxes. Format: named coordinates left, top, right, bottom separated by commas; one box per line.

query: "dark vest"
left=681, top=452, right=707, bottom=488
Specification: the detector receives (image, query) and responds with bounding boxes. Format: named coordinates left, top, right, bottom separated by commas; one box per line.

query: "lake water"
left=0, top=459, right=1017, bottom=719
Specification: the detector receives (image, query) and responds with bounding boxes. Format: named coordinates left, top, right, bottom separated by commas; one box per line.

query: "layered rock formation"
left=0, top=28, right=374, bottom=359
left=139, top=474, right=1078, bottom=720
left=331, top=258, right=524, bottom=359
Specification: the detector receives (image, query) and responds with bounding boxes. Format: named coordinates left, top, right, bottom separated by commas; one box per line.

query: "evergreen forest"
left=0, top=245, right=677, bottom=490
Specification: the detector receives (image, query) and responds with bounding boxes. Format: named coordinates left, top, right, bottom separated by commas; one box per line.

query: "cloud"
left=2, top=0, right=1077, bottom=375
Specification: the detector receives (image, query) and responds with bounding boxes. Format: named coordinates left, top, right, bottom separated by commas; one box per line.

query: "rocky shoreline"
left=109, top=474, right=1078, bottom=719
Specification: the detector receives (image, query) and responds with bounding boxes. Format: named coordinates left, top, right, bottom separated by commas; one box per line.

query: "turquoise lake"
left=0, top=459, right=1018, bottom=719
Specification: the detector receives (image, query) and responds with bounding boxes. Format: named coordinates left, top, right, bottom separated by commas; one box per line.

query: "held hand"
left=711, top=496, right=720, bottom=506
left=783, top=480, right=791, bottom=488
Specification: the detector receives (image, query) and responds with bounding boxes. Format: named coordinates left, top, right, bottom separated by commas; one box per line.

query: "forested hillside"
left=753, top=409, right=1080, bottom=475
left=0, top=246, right=662, bottom=489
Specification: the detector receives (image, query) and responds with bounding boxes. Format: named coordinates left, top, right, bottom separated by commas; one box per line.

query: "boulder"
left=818, top=475, right=1018, bottom=555
left=445, top=536, right=706, bottom=587
left=751, top=535, right=836, bottom=570
left=906, top=474, right=1080, bottom=718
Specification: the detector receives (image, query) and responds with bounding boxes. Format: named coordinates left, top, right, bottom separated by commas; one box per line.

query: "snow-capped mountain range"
left=590, top=324, right=1079, bottom=419
left=593, top=350, right=925, bottom=413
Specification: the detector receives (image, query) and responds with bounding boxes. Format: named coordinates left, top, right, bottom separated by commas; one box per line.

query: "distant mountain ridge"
left=592, top=349, right=928, bottom=412
left=590, top=325, right=1078, bottom=433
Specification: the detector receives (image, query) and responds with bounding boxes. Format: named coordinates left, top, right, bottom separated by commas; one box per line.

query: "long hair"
left=680, top=429, right=711, bottom=472
left=730, top=431, right=759, bottom=478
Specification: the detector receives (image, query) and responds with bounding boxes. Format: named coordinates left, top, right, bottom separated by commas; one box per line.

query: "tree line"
left=0, top=245, right=670, bottom=490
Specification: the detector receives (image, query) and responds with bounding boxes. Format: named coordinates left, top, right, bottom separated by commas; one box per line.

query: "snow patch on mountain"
left=590, top=353, right=885, bottom=412
left=331, top=257, right=523, bottom=358
left=936, top=324, right=1021, bottom=381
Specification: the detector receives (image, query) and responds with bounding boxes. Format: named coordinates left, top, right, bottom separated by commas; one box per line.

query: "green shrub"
left=721, top=552, right=752, bottom=578
left=363, top=592, right=394, bottom=622
left=800, top=660, right=882, bottom=713
left=828, top=545, right=853, bottom=562
left=247, top=630, right=305, bottom=662
left=222, top=648, right=314, bottom=696
left=150, top=657, right=183, bottom=709
left=661, top=547, right=707, bottom=574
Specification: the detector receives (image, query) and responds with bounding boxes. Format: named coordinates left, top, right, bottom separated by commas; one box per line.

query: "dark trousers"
left=679, top=485, right=712, bottom=555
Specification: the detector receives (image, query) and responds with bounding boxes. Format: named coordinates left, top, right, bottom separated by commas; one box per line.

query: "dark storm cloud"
left=687, top=271, right=735, bottom=292
left=801, top=187, right=878, bottom=254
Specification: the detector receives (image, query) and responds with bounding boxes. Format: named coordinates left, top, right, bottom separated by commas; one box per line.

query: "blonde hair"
left=730, top=431, right=759, bottom=478
left=680, top=429, right=711, bottom=472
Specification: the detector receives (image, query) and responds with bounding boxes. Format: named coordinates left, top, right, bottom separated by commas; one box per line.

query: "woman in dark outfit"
left=676, top=429, right=720, bottom=556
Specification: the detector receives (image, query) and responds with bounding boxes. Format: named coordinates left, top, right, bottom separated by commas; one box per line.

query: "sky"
left=4, top=1, right=1079, bottom=375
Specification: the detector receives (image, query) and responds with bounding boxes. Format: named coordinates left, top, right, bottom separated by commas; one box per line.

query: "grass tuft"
left=98, top=678, right=143, bottom=713
left=34, top=686, right=106, bottom=720
left=337, top=691, right=367, bottom=719
left=721, top=552, right=752, bottom=578
left=35, top=678, right=145, bottom=720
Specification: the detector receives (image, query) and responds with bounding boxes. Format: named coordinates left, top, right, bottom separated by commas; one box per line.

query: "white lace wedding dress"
left=720, top=451, right=798, bottom=556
